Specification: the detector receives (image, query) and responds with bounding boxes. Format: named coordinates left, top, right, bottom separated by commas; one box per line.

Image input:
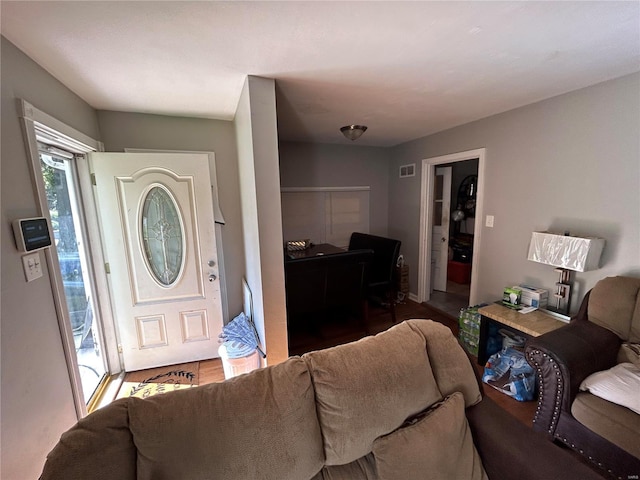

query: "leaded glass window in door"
left=141, top=185, right=184, bottom=286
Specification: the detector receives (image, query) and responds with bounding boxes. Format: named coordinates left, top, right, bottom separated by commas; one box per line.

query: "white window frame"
left=18, top=99, right=120, bottom=418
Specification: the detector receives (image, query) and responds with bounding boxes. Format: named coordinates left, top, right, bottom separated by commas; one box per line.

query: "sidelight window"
left=39, top=143, right=107, bottom=403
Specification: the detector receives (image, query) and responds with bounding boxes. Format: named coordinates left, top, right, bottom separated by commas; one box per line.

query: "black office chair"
left=348, top=232, right=402, bottom=323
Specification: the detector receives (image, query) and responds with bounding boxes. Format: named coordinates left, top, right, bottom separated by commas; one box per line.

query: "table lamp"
left=527, top=231, right=604, bottom=316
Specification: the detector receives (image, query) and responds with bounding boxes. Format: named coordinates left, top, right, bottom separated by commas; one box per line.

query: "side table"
left=477, top=303, right=567, bottom=365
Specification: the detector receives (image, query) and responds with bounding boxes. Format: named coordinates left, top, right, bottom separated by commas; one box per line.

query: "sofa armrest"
left=466, top=396, right=605, bottom=480
left=524, top=320, right=620, bottom=436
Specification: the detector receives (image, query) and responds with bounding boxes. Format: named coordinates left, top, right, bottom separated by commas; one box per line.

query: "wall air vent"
left=399, top=164, right=415, bottom=178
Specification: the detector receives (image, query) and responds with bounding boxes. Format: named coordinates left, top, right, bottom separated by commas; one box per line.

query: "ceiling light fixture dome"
left=340, top=125, right=368, bottom=141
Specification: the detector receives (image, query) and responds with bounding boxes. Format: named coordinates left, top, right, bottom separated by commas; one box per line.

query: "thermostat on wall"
left=12, top=217, right=52, bottom=252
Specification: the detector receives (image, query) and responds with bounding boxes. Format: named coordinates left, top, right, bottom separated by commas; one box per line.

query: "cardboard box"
left=503, top=286, right=522, bottom=306
left=519, top=285, right=548, bottom=308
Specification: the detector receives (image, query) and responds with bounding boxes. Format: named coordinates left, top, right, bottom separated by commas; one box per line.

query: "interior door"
left=91, top=152, right=223, bottom=371
left=431, top=166, right=452, bottom=292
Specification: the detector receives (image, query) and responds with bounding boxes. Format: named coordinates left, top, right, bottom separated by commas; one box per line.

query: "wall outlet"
left=485, top=215, right=495, bottom=228
left=22, top=252, right=43, bottom=282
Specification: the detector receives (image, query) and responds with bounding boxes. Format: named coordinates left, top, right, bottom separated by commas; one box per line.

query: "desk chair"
left=348, top=232, right=402, bottom=323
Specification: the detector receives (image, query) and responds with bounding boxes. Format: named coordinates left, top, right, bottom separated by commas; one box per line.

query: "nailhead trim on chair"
left=555, top=435, right=623, bottom=479
left=529, top=347, right=601, bottom=470
left=526, top=349, right=563, bottom=433
left=524, top=288, right=637, bottom=480
left=526, top=350, right=542, bottom=425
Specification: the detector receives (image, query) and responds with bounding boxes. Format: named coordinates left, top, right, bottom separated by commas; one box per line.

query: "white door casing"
left=418, top=148, right=486, bottom=305
left=431, top=166, right=452, bottom=292
left=91, top=152, right=223, bottom=370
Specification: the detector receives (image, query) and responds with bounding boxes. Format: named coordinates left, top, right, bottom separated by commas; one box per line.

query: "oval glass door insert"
left=141, top=185, right=184, bottom=286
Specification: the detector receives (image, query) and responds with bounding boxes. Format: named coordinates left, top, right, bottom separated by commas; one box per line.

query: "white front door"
left=91, top=153, right=223, bottom=371
left=431, top=166, right=452, bottom=292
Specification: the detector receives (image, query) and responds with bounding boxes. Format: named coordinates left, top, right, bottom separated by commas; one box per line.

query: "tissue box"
left=503, top=286, right=522, bottom=306
left=519, top=285, right=548, bottom=308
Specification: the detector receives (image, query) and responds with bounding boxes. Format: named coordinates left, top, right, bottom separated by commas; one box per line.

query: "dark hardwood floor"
left=198, top=299, right=536, bottom=427
left=142, top=299, right=607, bottom=475
left=287, top=299, right=455, bottom=356
left=285, top=299, right=537, bottom=427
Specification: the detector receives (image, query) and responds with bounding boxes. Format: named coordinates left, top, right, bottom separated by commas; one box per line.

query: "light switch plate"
left=22, top=252, right=43, bottom=282
left=485, top=215, right=495, bottom=228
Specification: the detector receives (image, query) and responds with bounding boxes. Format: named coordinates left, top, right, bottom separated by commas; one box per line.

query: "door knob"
left=208, top=274, right=217, bottom=282
left=441, top=237, right=446, bottom=243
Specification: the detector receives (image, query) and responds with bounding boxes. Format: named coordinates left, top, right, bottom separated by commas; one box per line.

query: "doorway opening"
left=429, top=161, right=478, bottom=316
left=418, top=148, right=486, bottom=317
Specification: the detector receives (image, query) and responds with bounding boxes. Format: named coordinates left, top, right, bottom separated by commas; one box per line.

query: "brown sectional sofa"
left=40, top=320, right=604, bottom=480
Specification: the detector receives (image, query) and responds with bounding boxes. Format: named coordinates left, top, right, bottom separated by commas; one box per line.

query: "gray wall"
left=1, top=37, right=102, bottom=480
left=1, top=37, right=251, bottom=478
left=96, top=111, right=245, bottom=318
left=279, top=141, right=391, bottom=236
left=388, top=73, right=640, bottom=312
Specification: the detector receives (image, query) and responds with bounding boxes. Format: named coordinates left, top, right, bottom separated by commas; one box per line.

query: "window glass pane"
left=141, top=186, right=184, bottom=286
left=433, top=202, right=443, bottom=226
left=40, top=153, right=106, bottom=403
left=434, top=174, right=444, bottom=200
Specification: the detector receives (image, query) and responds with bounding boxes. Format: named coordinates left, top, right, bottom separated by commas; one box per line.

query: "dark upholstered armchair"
left=525, top=276, right=640, bottom=479
left=348, top=232, right=401, bottom=323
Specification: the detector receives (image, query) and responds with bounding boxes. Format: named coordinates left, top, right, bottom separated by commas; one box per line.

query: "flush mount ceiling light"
left=340, top=125, right=368, bottom=141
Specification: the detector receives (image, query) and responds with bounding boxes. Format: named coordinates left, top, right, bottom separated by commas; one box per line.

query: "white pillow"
left=579, top=362, right=640, bottom=415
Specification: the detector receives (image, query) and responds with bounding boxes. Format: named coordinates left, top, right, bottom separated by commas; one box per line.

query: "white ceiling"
left=2, top=1, right=639, bottom=147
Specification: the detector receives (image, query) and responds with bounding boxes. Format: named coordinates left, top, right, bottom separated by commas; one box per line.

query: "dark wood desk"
left=285, top=243, right=346, bottom=260
left=284, top=245, right=373, bottom=333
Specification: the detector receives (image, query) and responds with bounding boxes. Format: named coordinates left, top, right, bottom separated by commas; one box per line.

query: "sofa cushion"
left=39, top=398, right=136, bottom=480
left=572, top=391, right=640, bottom=458
left=319, top=454, right=377, bottom=480
left=632, top=292, right=640, bottom=343
left=588, top=276, right=640, bottom=341
left=579, top=362, right=640, bottom=415
left=304, top=321, right=442, bottom=465
left=373, top=392, right=487, bottom=480
left=406, top=319, right=482, bottom=407
left=129, top=356, right=324, bottom=480
left=618, top=342, right=640, bottom=366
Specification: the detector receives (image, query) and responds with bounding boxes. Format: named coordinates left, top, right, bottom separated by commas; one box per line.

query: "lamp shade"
left=527, top=231, right=604, bottom=272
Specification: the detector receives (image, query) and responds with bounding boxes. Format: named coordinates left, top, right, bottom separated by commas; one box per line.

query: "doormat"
left=116, top=362, right=199, bottom=399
